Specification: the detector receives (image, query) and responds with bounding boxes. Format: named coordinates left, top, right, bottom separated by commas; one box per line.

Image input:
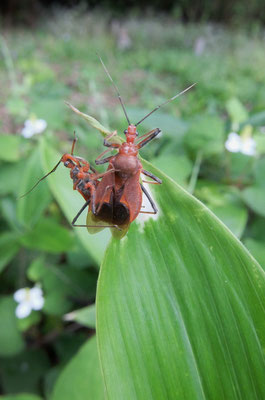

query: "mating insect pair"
left=23, top=124, right=163, bottom=237
left=22, top=57, right=195, bottom=237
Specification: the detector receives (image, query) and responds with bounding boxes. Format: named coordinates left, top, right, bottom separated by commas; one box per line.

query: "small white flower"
left=14, top=286, right=44, bottom=319
left=21, top=118, right=47, bottom=138
left=240, top=137, right=256, bottom=156
left=225, top=132, right=256, bottom=156
left=225, top=132, right=241, bottom=153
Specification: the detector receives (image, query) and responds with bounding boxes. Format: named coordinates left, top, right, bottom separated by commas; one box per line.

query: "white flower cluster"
left=225, top=132, right=256, bottom=156
left=21, top=118, right=47, bottom=138
left=14, top=286, right=44, bottom=319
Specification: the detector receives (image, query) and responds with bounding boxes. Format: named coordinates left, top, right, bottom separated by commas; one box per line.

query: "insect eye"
left=64, top=160, right=70, bottom=167
left=124, top=129, right=128, bottom=135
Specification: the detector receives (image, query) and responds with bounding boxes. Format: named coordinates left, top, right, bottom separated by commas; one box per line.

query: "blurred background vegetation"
left=0, top=1, right=265, bottom=398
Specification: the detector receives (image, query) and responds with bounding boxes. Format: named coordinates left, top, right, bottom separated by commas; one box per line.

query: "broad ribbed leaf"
left=40, top=137, right=109, bottom=265
left=97, top=160, right=265, bottom=400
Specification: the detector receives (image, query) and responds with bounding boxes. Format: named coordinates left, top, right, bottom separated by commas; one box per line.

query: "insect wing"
left=119, top=169, right=142, bottom=223
left=85, top=211, right=107, bottom=235
left=95, top=164, right=115, bottom=211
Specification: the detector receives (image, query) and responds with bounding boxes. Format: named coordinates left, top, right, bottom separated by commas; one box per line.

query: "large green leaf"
left=51, top=336, right=104, bottom=400
left=97, top=160, right=265, bottom=400
left=244, top=238, right=265, bottom=270
left=39, top=137, right=110, bottom=265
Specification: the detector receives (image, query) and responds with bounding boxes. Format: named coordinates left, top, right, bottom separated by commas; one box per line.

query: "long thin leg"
left=103, top=131, right=121, bottom=148
left=71, top=198, right=121, bottom=230
left=20, top=159, right=62, bottom=198
left=95, top=184, right=114, bottom=214
left=71, top=131, right=77, bottom=155
left=140, top=184, right=158, bottom=214
left=103, top=139, right=120, bottom=148
left=71, top=155, right=90, bottom=170
left=95, top=146, right=115, bottom=165
left=142, top=169, right=162, bottom=184
left=72, top=199, right=91, bottom=226
left=74, top=223, right=121, bottom=230
left=91, top=168, right=115, bottom=180
left=137, top=128, right=161, bottom=149
left=95, top=155, right=113, bottom=165
left=136, top=128, right=159, bottom=143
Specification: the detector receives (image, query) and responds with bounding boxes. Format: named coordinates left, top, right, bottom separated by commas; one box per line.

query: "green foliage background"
left=0, top=9, right=265, bottom=399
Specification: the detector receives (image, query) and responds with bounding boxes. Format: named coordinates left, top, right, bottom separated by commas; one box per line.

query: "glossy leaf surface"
left=97, top=161, right=265, bottom=400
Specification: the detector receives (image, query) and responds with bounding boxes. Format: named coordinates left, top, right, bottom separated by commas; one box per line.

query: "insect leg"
left=140, top=184, right=158, bottom=214
left=95, top=155, right=113, bottom=165
left=71, top=197, right=121, bottom=230
left=141, top=169, right=162, bottom=184
left=71, top=199, right=91, bottom=226
left=136, top=128, right=160, bottom=143
left=74, top=223, right=121, bottom=230
left=103, top=131, right=121, bottom=148
left=71, top=155, right=91, bottom=170
left=71, top=131, right=78, bottom=155
left=137, top=128, right=161, bottom=149
left=91, top=168, right=115, bottom=180
left=19, top=158, right=62, bottom=198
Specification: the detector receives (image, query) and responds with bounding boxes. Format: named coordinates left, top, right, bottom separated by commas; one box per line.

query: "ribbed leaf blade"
left=97, top=161, right=265, bottom=400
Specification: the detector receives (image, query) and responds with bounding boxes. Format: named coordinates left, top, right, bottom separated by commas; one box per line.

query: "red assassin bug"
left=87, top=56, right=196, bottom=235
left=21, top=133, right=121, bottom=231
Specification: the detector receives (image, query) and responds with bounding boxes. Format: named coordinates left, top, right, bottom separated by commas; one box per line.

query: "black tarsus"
left=72, top=199, right=91, bottom=226
left=142, top=170, right=162, bottom=184
left=90, top=165, right=97, bottom=173
left=140, top=184, right=158, bottom=214
left=137, top=128, right=161, bottom=149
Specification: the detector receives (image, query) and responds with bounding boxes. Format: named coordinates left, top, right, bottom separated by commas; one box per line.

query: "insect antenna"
left=135, top=83, right=196, bottom=127
left=19, top=159, right=62, bottom=198
left=97, top=53, right=131, bottom=125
